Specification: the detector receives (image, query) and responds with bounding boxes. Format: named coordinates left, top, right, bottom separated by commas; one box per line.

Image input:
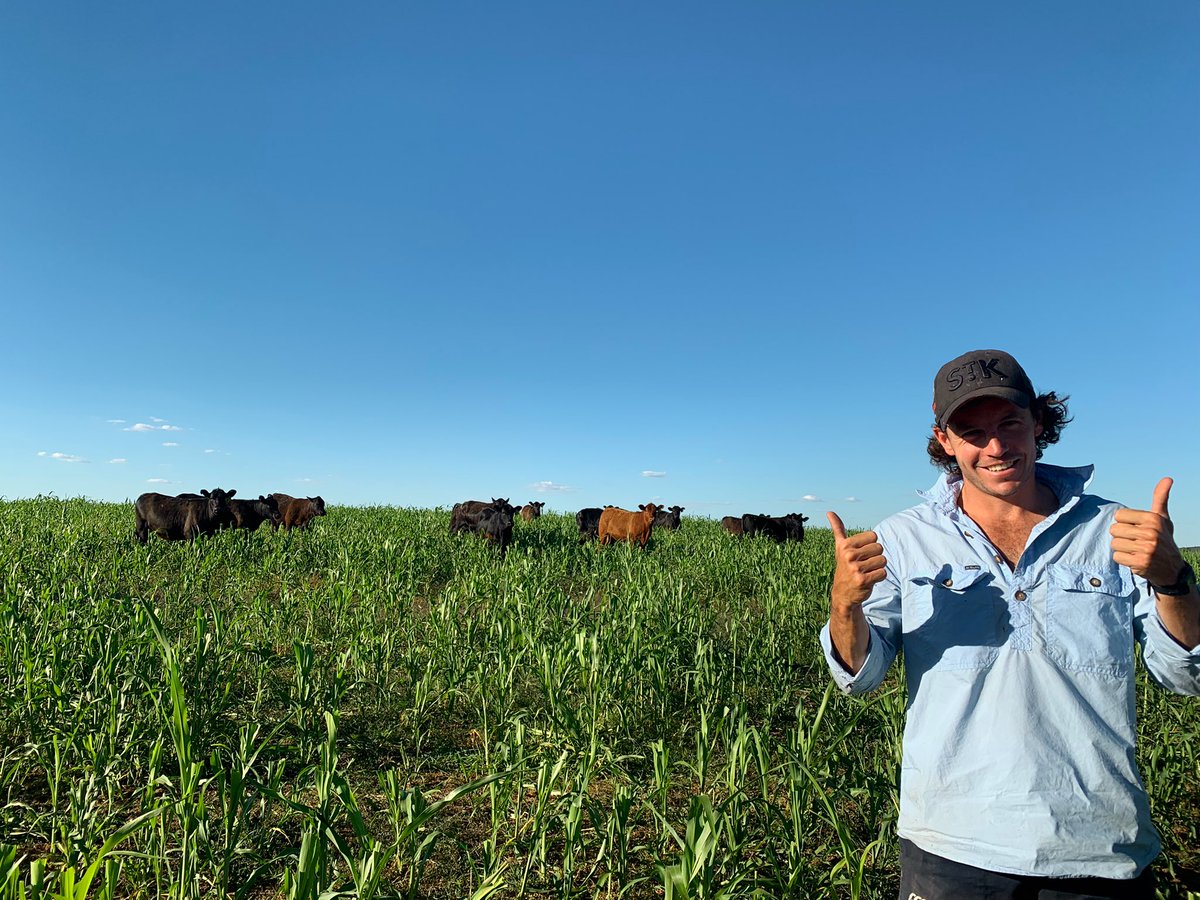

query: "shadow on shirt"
left=902, top=565, right=1011, bottom=689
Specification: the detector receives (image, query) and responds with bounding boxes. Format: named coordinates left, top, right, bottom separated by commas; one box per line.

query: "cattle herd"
left=132, top=488, right=811, bottom=555
left=133, top=488, right=327, bottom=544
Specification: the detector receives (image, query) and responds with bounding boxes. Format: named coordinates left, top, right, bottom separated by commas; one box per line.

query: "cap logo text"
left=944, top=357, right=1005, bottom=391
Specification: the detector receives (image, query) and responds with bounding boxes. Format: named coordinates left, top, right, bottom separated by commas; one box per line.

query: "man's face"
left=934, top=397, right=1043, bottom=501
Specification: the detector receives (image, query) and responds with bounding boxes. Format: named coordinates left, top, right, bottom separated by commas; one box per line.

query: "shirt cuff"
left=819, top=622, right=886, bottom=695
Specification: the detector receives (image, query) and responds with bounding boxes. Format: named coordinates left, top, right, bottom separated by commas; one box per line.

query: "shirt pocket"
left=905, top=565, right=1005, bottom=671
left=1045, top=563, right=1135, bottom=677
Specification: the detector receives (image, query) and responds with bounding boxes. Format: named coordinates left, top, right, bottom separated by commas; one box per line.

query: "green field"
left=1, top=498, right=1197, bottom=899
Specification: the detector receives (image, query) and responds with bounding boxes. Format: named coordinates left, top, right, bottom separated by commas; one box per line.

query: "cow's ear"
left=228, top=489, right=237, bottom=498
left=638, top=504, right=645, bottom=510
left=201, top=489, right=211, bottom=497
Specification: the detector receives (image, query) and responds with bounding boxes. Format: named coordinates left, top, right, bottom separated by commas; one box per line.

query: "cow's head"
left=308, top=496, right=327, bottom=516
left=201, top=487, right=236, bottom=517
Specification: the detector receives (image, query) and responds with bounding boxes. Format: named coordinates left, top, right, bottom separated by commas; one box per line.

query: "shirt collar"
left=917, top=462, right=1095, bottom=518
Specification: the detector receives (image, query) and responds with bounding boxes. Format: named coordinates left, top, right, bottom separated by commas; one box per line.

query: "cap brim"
left=937, top=387, right=1031, bottom=430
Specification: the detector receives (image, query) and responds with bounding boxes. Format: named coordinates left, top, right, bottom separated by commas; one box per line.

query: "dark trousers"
left=898, top=839, right=1156, bottom=900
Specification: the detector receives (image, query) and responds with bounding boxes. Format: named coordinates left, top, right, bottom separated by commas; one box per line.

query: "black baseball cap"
left=932, top=350, right=1036, bottom=430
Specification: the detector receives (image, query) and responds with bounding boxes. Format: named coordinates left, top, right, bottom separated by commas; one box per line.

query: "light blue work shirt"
left=819, top=463, right=1200, bottom=879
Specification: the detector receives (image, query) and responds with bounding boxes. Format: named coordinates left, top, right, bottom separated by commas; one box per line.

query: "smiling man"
left=821, top=349, right=1200, bottom=900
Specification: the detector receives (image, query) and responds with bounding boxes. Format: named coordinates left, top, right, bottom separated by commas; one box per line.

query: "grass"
left=0, top=497, right=1197, bottom=898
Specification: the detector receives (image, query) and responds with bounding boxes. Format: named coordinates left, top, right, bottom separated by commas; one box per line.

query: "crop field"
left=1, top=497, right=1197, bottom=899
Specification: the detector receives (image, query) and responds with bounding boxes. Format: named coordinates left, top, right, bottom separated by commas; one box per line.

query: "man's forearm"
left=1156, top=587, right=1200, bottom=650
left=829, top=601, right=871, bottom=675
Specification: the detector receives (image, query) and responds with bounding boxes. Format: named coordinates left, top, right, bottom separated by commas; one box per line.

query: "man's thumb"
left=1151, top=477, right=1173, bottom=519
left=826, top=510, right=848, bottom=541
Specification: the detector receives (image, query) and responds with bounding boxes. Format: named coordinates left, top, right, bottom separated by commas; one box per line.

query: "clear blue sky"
left=3, top=2, right=1198, bottom=543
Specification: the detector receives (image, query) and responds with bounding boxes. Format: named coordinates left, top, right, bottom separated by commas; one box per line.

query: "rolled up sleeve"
left=1134, top=579, right=1200, bottom=696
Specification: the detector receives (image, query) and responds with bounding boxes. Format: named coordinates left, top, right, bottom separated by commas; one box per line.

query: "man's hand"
left=828, top=511, right=888, bottom=608
left=826, top=511, right=886, bottom=674
left=1110, top=477, right=1186, bottom=587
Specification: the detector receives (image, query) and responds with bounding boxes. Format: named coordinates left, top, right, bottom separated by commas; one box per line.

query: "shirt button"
left=994, top=555, right=1002, bottom=564
left=942, top=578, right=953, bottom=587
left=1089, top=577, right=1102, bottom=587
left=1014, top=590, right=1027, bottom=601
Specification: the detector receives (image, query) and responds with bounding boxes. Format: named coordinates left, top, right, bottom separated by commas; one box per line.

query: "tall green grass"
left=0, top=498, right=1196, bottom=898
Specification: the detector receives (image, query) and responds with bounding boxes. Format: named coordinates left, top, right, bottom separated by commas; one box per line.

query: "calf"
left=576, top=507, right=604, bottom=542
left=598, top=503, right=661, bottom=549
left=720, top=515, right=744, bottom=536
left=653, top=505, right=685, bottom=530
left=270, top=493, right=327, bottom=531
left=135, top=488, right=236, bottom=543
left=229, top=495, right=281, bottom=531
left=520, top=501, right=546, bottom=522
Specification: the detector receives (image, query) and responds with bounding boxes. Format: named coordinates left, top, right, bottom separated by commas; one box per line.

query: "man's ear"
left=933, top=425, right=955, bottom=457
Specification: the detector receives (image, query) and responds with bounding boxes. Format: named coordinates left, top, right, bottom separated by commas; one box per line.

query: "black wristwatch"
left=1149, top=561, right=1197, bottom=597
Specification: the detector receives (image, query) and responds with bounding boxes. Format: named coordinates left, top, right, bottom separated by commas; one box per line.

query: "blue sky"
left=3, top=2, right=1198, bottom=543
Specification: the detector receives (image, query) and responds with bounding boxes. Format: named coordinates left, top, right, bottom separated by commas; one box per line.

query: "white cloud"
left=40, top=451, right=87, bottom=463
left=107, top=419, right=126, bottom=425
left=296, top=477, right=316, bottom=483
left=149, top=417, right=166, bottom=423
left=530, top=480, right=572, bottom=493
left=109, top=458, right=127, bottom=464
left=162, top=442, right=179, bottom=447
left=802, top=494, right=821, bottom=502
left=147, top=478, right=174, bottom=484
left=844, top=496, right=860, bottom=502
left=642, top=470, right=667, bottom=478
left=126, top=422, right=184, bottom=433
left=204, top=449, right=216, bottom=454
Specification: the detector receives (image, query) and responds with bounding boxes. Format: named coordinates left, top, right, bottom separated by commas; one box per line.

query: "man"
left=820, top=349, right=1200, bottom=899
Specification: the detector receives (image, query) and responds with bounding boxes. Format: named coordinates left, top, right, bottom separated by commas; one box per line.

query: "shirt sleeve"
left=1133, top=575, right=1200, bottom=696
left=819, top=538, right=904, bottom=696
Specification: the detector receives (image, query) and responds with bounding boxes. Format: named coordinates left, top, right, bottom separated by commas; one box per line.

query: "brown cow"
left=270, top=493, right=327, bottom=531
left=520, top=501, right=545, bottom=522
left=598, top=503, right=661, bottom=549
left=720, top=515, right=744, bottom=536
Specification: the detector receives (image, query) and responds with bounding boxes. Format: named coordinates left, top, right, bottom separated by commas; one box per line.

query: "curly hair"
left=926, top=392, right=1073, bottom=474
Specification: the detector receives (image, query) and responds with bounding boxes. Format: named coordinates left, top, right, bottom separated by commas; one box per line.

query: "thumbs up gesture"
left=1110, top=477, right=1186, bottom=587
left=828, top=511, right=888, bottom=608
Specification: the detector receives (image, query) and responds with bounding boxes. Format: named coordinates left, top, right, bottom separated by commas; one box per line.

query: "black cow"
left=451, top=498, right=518, bottom=534
left=720, top=515, right=744, bottom=536
left=135, top=488, right=236, bottom=543
left=653, top=505, right=685, bottom=530
left=742, top=512, right=809, bottom=543
left=475, top=505, right=516, bottom=558
left=229, top=495, right=281, bottom=531
left=782, top=512, right=809, bottom=542
left=576, top=507, right=604, bottom=542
